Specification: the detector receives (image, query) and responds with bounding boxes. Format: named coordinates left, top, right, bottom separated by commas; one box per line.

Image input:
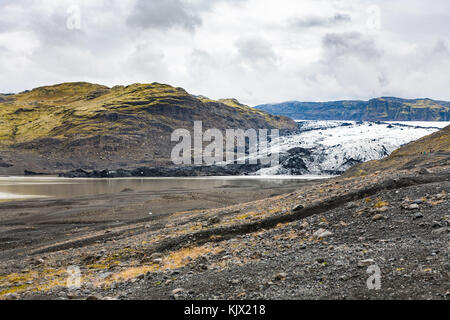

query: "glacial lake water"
left=0, top=175, right=328, bottom=201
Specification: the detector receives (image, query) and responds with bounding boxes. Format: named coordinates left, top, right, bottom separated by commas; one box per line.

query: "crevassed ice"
left=251, top=121, right=447, bottom=175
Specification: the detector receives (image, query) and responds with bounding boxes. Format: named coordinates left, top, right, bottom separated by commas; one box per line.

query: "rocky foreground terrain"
left=0, top=127, right=448, bottom=300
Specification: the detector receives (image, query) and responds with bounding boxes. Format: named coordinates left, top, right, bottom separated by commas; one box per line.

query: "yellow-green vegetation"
left=199, top=96, right=294, bottom=127
left=0, top=267, right=67, bottom=297
left=101, top=245, right=222, bottom=283
left=0, top=244, right=223, bottom=298
left=373, top=199, right=389, bottom=208
left=404, top=99, right=446, bottom=109
left=0, top=82, right=191, bottom=143
left=0, top=82, right=296, bottom=166
left=0, top=82, right=296, bottom=144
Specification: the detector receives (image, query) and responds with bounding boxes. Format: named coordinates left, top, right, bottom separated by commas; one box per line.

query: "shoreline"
left=0, top=175, right=330, bottom=202
left=0, top=174, right=332, bottom=180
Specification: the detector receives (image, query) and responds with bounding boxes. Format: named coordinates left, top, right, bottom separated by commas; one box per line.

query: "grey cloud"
left=32, top=11, right=84, bottom=45
left=126, top=0, right=248, bottom=32
left=127, top=42, right=168, bottom=76
left=433, top=40, right=450, bottom=55
left=235, top=36, right=278, bottom=65
left=0, top=2, right=83, bottom=45
left=322, top=32, right=381, bottom=60
left=334, top=14, right=351, bottom=23
left=127, top=0, right=202, bottom=31
left=293, top=32, right=388, bottom=97
left=190, top=49, right=214, bottom=67
left=291, top=13, right=351, bottom=28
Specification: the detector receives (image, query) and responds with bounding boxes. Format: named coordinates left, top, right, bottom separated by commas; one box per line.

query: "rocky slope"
left=256, top=97, right=450, bottom=121
left=0, top=82, right=296, bottom=175
left=0, top=125, right=448, bottom=300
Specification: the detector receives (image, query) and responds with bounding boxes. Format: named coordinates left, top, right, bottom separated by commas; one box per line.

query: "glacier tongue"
left=254, top=121, right=447, bottom=176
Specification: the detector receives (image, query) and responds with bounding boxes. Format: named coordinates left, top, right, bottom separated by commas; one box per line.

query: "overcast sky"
left=1, top=0, right=450, bottom=105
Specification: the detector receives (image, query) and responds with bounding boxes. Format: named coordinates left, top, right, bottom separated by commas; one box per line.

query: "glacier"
left=251, top=121, right=449, bottom=176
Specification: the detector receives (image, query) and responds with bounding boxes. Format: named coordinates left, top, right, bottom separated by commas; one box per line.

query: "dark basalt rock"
left=287, top=147, right=312, bottom=156
left=59, top=163, right=263, bottom=178
left=280, top=157, right=309, bottom=175
left=24, top=170, right=47, bottom=176
left=0, top=161, right=13, bottom=168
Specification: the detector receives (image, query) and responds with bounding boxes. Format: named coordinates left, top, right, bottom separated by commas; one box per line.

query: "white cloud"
left=0, top=0, right=449, bottom=105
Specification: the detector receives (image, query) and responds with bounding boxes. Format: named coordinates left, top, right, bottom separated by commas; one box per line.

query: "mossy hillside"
left=0, top=82, right=296, bottom=169
left=1, top=83, right=184, bottom=141
left=0, top=82, right=295, bottom=142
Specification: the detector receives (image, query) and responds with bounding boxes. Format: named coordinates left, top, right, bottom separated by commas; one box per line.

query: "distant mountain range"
left=255, top=97, right=450, bottom=121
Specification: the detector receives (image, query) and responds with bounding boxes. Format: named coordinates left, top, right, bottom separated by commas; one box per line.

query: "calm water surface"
left=0, top=175, right=327, bottom=201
